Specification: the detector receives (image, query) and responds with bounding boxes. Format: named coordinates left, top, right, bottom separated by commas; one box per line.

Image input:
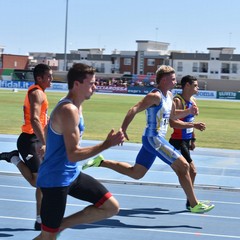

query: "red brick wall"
left=2, top=54, right=29, bottom=69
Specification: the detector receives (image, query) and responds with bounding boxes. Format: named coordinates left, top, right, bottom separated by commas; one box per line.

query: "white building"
left=27, top=42, right=240, bottom=90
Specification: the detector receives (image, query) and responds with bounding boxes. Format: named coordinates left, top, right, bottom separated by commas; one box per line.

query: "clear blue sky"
left=1, top=0, right=240, bottom=55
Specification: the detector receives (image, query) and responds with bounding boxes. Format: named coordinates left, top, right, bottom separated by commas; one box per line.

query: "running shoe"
left=190, top=202, right=215, bottom=213
left=82, top=155, right=104, bottom=170
left=0, top=150, right=19, bottom=163
left=186, top=200, right=211, bottom=211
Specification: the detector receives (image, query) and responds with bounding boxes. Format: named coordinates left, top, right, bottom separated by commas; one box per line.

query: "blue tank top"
left=143, top=89, right=172, bottom=137
left=37, top=99, right=84, bottom=188
left=170, top=94, right=195, bottom=140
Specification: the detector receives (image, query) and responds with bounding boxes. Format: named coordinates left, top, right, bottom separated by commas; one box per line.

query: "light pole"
left=63, top=0, right=69, bottom=71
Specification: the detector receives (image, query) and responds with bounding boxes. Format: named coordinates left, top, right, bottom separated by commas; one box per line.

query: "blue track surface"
left=1, top=134, right=240, bottom=239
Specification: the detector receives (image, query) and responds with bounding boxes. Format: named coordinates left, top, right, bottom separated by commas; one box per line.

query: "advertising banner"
left=1, top=80, right=239, bottom=100
left=0, top=80, right=69, bottom=91
left=171, top=89, right=217, bottom=99
left=50, top=82, right=68, bottom=91
left=237, top=92, right=240, bottom=100
left=217, top=91, right=238, bottom=100
left=127, top=86, right=153, bottom=95
left=96, top=85, right=128, bottom=93
left=0, top=80, right=33, bottom=89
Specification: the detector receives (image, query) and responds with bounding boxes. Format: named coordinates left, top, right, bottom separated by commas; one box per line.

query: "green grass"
left=0, top=89, right=239, bottom=150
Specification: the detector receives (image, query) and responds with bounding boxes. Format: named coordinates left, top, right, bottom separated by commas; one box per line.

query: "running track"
left=0, top=134, right=240, bottom=240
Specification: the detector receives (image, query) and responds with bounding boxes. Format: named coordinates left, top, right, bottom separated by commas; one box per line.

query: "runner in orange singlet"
left=0, top=63, right=52, bottom=230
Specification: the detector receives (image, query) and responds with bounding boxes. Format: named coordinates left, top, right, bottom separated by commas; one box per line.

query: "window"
left=147, top=59, right=155, bottom=66
left=232, top=64, right=237, bottom=74
left=177, top=62, right=183, bottom=72
left=99, top=63, right=105, bottom=73
left=192, top=62, right=198, bottom=72
left=221, top=63, right=230, bottom=73
left=164, top=59, right=170, bottom=65
left=199, top=62, right=208, bottom=73
left=124, top=58, right=132, bottom=66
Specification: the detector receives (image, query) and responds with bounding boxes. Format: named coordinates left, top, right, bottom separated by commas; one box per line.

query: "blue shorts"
left=136, top=135, right=182, bottom=169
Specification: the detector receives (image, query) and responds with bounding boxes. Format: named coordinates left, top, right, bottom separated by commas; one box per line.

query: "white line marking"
left=0, top=198, right=239, bottom=220
left=0, top=215, right=239, bottom=239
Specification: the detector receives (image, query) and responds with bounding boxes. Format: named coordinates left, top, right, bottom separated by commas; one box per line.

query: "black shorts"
left=17, top=132, right=42, bottom=173
left=40, top=172, right=112, bottom=232
left=169, top=138, right=193, bottom=163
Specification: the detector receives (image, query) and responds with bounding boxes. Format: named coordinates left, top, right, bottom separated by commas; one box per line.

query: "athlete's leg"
left=60, top=173, right=119, bottom=231
left=36, top=187, right=42, bottom=216
left=171, top=156, right=198, bottom=208
left=100, top=161, right=148, bottom=179
left=33, top=232, right=56, bottom=240
left=86, top=145, right=155, bottom=180
left=34, top=186, right=68, bottom=240
left=16, top=161, right=37, bottom=186
left=189, top=161, right=197, bottom=185
left=17, top=133, right=40, bottom=186
left=147, top=136, right=199, bottom=208
left=0, top=149, right=37, bottom=186
left=17, top=133, right=42, bottom=230
left=171, top=139, right=197, bottom=208
left=60, top=195, right=119, bottom=232
left=179, top=140, right=196, bottom=185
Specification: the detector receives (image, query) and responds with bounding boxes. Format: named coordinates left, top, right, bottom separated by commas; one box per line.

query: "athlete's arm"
left=121, top=91, right=161, bottom=140
left=169, top=98, right=205, bottom=130
left=29, top=89, right=46, bottom=146
left=170, top=97, right=186, bottom=128
left=170, top=119, right=205, bottom=130
left=170, top=99, right=198, bottom=120
left=190, top=132, right=196, bottom=150
left=57, top=103, right=124, bottom=163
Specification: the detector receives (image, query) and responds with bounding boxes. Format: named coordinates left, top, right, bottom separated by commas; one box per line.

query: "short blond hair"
left=156, top=65, right=175, bottom=84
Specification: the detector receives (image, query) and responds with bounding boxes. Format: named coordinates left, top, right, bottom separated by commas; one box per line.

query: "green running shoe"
left=82, top=155, right=104, bottom=170
left=186, top=200, right=211, bottom=211
left=190, top=202, right=215, bottom=213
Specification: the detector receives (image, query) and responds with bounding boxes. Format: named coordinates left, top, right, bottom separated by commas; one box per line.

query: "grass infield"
left=0, top=89, right=239, bottom=150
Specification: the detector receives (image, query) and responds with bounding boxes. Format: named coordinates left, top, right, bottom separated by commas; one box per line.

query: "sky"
left=1, top=0, right=240, bottom=55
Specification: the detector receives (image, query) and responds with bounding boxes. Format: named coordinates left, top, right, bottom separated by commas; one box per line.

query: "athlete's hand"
left=104, top=128, right=125, bottom=147
left=36, top=144, right=46, bottom=160
left=122, top=129, right=129, bottom=142
left=194, top=122, right=206, bottom=131
left=189, top=105, right=199, bottom=115
left=190, top=141, right=196, bottom=150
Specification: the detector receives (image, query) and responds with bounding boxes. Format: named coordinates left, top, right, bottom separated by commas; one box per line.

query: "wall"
left=2, top=55, right=29, bottom=69
left=203, top=79, right=240, bottom=91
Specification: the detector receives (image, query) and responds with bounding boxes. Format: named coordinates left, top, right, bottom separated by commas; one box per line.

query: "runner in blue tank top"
left=34, top=63, right=124, bottom=240
left=169, top=75, right=206, bottom=209
left=37, top=98, right=84, bottom=187
left=83, top=65, right=214, bottom=214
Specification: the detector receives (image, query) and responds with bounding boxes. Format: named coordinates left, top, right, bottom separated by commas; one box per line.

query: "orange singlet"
left=21, top=84, right=48, bottom=134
